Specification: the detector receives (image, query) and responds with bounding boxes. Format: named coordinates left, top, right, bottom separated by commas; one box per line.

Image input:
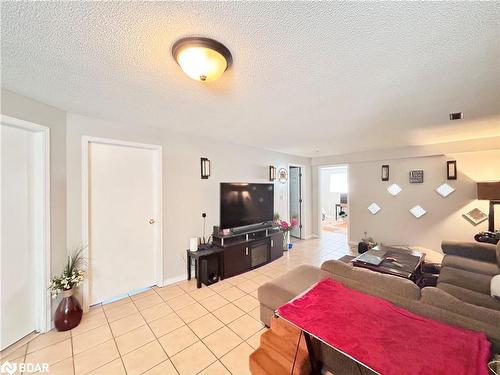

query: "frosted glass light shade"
left=368, top=203, right=381, bottom=215
left=436, top=183, right=455, bottom=198
left=387, top=184, right=402, bottom=196
left=409, top=205, right=426, bottom=218
left=177, top=47, right=227, bottom=82
left=172, top=37, right=232, bottom=82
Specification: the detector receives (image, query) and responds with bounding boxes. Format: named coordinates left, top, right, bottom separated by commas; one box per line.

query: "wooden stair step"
left=249, top=347, right=291, bottom=375
left=250, top=317, right=313, bottom=375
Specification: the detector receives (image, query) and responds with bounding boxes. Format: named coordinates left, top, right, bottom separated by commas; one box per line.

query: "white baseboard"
left=162, top=274, right=186, bottom=286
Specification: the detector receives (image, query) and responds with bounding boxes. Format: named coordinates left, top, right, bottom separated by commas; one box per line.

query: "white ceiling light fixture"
left=172, top=37, right=232, bottom=82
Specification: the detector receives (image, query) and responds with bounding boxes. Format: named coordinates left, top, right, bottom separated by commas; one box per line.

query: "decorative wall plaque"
left=368, top=203, right=381, bottom=215
left=435, top=183, right=455, bottom=198
left=463, top=208, right=488, bottom=225
left=387, top=184, right=402, bottom=196
left=409, top=170, right=424, bottom=183
left=409, top=205, right=426, bottom=218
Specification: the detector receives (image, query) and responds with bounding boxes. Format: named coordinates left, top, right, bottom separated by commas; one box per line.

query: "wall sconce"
left=381, top=165, right=389, bottom=181
left=200, top=158, right=210, bottom=179
left=269, top=166, right=276, bottom=181
left=447, top=160, right=457, bottom=180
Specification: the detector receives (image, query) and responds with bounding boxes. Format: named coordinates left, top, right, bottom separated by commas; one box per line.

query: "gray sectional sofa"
left=438, top=240, right=500, bottom=310
left=258, top=257, right=500, bottom=374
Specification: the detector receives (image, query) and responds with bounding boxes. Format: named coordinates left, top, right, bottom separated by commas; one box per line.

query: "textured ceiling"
left=1, top=2, right=499, bottom=157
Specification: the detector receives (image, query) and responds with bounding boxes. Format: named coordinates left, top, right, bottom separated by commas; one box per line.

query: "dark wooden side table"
left=186, top=247, right=224, bottom=288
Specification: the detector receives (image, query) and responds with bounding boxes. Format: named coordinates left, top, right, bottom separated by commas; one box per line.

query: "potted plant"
left=49, top=248, right=86, bottom=331
left=275, top=214, right=298, bottom=251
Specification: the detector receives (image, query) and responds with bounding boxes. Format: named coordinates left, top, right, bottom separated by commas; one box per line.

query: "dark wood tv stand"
left=212, top=225, right=283, bottom=278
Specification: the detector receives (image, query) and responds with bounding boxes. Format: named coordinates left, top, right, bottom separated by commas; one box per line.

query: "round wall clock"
left=278, top=168, right=288, bottom=183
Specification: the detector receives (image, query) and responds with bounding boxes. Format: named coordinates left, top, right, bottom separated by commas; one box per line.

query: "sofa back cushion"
left=497, top=241, right=500, bottom=266
left=321, top=260, right=421, bottom=302
left=419, top=287, right=500, bottom=352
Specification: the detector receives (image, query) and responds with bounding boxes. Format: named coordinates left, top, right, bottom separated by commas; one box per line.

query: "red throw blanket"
left=277, top=278, right=490, bottom=375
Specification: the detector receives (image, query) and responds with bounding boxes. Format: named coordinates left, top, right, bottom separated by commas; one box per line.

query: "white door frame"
left=287, top=163, right=306, bottom=239
left=317, top=164, right=350, bottom=240
left=81, top=136, right=163, bottom=311
left=1, top=115, right=51, bottom=333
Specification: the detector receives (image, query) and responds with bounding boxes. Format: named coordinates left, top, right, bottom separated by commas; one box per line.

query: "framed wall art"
left=409, top=170, right=424, bottom=183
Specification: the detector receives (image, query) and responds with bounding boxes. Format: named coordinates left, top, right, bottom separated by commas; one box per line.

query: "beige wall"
left=312, top=143, right=500, bottom=251
left=2, top=89, right=312, bottom=310
left=1, top=89, right=67, bottom=275
left=66, top=113, right=312, bottom=284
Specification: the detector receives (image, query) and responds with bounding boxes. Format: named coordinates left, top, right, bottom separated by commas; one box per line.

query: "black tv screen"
left=220, top=183, right=274, bottom=229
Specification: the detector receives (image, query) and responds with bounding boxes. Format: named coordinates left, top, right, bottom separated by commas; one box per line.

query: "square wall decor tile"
left=436, top=183, right=455, bottom=197
left=409, top=205, right=426, bottom=218
left=387, top=184, right=402, bottom=196
left=368, top=203, right=381, bottom=215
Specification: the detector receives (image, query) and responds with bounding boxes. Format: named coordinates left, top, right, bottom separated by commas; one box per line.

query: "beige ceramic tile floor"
left=1, top=231, right=349, bottom=375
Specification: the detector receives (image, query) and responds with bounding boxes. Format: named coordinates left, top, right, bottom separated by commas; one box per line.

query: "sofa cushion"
left=321, top=260, right=421, bottom=301
left=442, top=240, right=498, bottom=264
left=258, top=265, right=329, bottom=311
left=437, top=282, right=500, bottom=311
left=438, top=266, right=492, bottom=295
left=443, top=255, right=500, bottom=276
left=417, top=287, right=500, bottom=353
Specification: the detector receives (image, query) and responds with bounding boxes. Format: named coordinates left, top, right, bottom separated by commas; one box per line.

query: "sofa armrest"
left=441, top=240, right=497, bottom=264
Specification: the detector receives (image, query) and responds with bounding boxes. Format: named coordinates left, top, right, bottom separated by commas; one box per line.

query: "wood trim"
left=0, top=115, right=51, bottom=333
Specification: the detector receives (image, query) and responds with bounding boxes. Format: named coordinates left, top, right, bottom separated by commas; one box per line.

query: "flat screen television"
left=220, top=183, right=274, bottom=229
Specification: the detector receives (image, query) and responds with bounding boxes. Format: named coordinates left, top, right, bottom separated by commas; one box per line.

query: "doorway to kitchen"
left=319, top=165, right=348, bottom=237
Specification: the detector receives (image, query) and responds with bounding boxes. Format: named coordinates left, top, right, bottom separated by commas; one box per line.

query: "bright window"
left=330, top=172, right=347, bottom=193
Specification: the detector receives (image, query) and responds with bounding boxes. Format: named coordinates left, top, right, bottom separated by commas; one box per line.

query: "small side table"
left=186, top=247, right=224, bottom=288
left=334, top=203, right=348, bottom=220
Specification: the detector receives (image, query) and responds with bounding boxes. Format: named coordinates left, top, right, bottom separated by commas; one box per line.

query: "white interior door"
left=1, top=124, right=37, bottom=349
left=88, top=141, right=161, bottom=305
left=289, top=166, right=302, bottom=238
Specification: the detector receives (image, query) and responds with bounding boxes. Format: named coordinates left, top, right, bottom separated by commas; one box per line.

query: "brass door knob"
left=149, top=219, right=156, bottom=224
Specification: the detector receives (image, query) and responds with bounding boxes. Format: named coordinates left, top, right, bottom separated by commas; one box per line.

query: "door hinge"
left=299, top=224, right=303, bottom=229
left=299, top=199, right=303, bottom=203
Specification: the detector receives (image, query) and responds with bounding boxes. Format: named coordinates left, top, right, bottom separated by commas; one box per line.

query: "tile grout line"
left=155, top=281, right=256, bottom=375
left=101, top=297, right=130, bottom=375
left=71, top=305, right=121, bottom=375
left=164, top=277, right=264, bottom=374
left=70, top=329, right=76, bottom=375
left=12, top=236, right=349, bottom=375
left=131, top=288, right=180, bottom=375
